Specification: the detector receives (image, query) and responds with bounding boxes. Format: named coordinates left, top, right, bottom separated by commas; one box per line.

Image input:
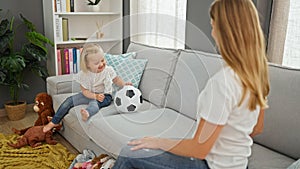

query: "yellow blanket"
left=0, top=133, right=76, bottom=169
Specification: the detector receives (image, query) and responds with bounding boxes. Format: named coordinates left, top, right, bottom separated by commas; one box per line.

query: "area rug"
left=0, top=133, right=76, bottom=168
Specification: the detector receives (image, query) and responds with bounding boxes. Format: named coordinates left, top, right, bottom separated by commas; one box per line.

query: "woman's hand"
left=127, top=137, right=161, bottom=151
left=96, top=93, right=105, bottom=102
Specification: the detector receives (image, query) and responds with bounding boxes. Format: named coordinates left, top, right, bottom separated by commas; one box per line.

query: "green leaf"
left=0, top=19, right=10, bottom=36
left=29, top=64, right=49, bottom=80
left=0, top=54, right=25, bottom=72
left=25, top=32, right=54, bottom=53
left=0, top=70, right=6, bottom=82
left=23, top=44, right=47, bottom=61
left=0, top=30, right=13, bottom=53
left=20, top=14, right=36, bottom=32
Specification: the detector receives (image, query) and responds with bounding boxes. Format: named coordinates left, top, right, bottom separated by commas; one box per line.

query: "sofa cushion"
left=126, top=42, right=180, bottom=107
left=253, top=64, right=300, bottom=159
left=249, top=143, right=295, bottom=169
left=165, top=50, right=223, bottom=119
left=84, top=108, right=197, bottom=155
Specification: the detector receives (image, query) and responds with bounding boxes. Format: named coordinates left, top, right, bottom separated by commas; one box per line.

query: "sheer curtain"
left=282, top=0, right=300, bottom=69
left=267, top=0, right=290, bottom=65
left=130, top=0, right=187, bottom=49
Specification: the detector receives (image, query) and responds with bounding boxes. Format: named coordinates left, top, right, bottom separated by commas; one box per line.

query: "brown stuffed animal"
left=12, top=92, right=55, bottom=135
left=8, top=125, right=58, bottom=148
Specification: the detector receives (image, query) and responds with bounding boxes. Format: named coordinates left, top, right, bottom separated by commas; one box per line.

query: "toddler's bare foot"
left=80, top=109, right=89, bottom=121
left=43, top=122, right=59, bottom=133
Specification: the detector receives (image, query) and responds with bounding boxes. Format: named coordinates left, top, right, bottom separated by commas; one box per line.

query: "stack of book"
left=57, top=47, right=82, bottom=75
left=54, top=0, right=75, bottom=12
left=55, top=16, right=69, bottom=42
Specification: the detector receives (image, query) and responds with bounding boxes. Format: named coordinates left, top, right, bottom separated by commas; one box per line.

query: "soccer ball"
left=114, top=86, right=143, bottom=113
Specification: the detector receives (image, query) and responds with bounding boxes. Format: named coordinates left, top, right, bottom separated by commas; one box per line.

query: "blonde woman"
left=112, top=0, right=270, bottom=168
left=43, top=43, right=131, bottom=132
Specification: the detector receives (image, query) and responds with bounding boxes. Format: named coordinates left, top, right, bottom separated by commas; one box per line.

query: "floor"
left=0, top=106, right=80, bottom=155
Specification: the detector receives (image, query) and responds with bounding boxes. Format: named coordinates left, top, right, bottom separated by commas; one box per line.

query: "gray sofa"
left=47, top=42, right=300, bottom=169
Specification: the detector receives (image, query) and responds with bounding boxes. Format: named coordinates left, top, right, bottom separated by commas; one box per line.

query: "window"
left=130, top=0, right=187, bottom=49
left=282, top=0, right=300, bottom=69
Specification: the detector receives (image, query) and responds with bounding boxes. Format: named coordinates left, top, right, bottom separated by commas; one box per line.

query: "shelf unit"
left=42, top=0, right=123, bottom=76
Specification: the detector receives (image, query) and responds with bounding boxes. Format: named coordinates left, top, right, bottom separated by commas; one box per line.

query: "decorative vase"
left=5, top=101, right=27, bottom=121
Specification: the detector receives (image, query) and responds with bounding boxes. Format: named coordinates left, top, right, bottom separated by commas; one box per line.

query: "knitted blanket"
left=0, top=133, right=76, bottom=168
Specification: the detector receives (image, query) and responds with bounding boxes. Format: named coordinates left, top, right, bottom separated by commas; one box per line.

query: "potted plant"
left=87, top=0, right=103, bottom=12
left=0, top=10, right=54, bottom=120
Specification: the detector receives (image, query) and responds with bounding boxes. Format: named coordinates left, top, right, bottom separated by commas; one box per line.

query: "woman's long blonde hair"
left=210, top=0, right=270, bottom=111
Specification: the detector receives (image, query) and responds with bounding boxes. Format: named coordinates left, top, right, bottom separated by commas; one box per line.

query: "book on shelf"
left=56, top=0, right=74, bottom=13
left=56, top=47, right=82, bottom=75
left=60, top=0, right=67, bottom=12
left=72, top=48, right=78, bottom=73
left=64, top=48, right=70, bottom=74
left=55, top=0, right=61, bottom=12
left=55, top=16, right=63, bottom=42
left=66, top=0, right=71, bottom=12
left=68, top=48, right=73, bottom=74
left=57, top=49, right=62, bottom=75
left=62, top=18, right=69, bottom=41
left=70, top=0, right=75, bottom=12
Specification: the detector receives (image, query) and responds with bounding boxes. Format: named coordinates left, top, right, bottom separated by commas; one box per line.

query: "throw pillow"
left=104, top=52, right=147, bottom=96
left=113, top=58, right=148, bottom=88
left=287, top=159, right=300, bottom=169
left=104, top=52, right=136, bottom=66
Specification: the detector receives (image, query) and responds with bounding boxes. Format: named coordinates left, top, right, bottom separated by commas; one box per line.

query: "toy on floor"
left=114, top=85, right=143, bottom=113
left=8, top=125, right=61, bottom=148
left=73, top=154, right=115, bottom=169
left=12, top=92, right=55, bottom=135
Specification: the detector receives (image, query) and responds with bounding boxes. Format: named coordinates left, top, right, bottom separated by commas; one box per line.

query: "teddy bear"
left=12, top=92, right=55, bottom=135
left=8, top=125, right=58, bottom=148
left=73, top=154, right=115, bottom=169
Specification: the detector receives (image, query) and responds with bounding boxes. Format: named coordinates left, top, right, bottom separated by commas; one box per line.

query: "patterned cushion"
left=112, top=59, right=148, bottom=88
left=104, top=52, right=136, bottom=66
left=104, top=52, right=147, bottom=96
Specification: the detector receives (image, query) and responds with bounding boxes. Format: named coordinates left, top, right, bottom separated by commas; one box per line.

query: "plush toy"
left=8, top=125, right=58, bottom=148
left=12, top=92, right=55, bottom=135
left=73, top=154, right=115, bottom=169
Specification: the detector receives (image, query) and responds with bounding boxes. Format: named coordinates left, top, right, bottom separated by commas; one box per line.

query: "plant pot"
left=5, top=101, right=27, bottom=121
left=87, top=5, right=101, bottom=12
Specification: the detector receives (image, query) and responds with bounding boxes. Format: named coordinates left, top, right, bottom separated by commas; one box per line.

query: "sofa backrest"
left=165, top=50, right=224, bottom=120
left=254, top=64, right=300, bottom=159
left=127, top=42, right=180, bottom=107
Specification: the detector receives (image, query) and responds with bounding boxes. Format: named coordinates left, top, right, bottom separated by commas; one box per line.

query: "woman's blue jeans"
left=51, top=92, right=112, bottom=124
left=112, top=145, right=210, bottom=169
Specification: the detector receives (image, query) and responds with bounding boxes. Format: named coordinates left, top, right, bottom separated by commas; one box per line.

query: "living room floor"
left=0, top=106, right=79, bottom=155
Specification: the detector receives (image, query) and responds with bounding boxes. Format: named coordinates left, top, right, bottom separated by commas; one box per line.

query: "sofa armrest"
left=46, top=74, right=80, bottom=96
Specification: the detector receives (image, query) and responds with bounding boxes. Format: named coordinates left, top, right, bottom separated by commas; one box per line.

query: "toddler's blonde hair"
left=80, top=43, right=104, bottom=73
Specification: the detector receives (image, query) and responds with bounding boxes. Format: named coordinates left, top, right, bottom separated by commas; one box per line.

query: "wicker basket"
left=5, top=101, right=27, bottom=121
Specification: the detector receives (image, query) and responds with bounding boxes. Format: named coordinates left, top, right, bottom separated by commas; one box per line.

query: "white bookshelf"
left=42, top=0, right=123, bottom=76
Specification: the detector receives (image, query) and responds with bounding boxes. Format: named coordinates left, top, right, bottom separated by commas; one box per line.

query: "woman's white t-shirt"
left=76, top=66, right=117, bottom=94
left=197, top=66, right=260, bottom=169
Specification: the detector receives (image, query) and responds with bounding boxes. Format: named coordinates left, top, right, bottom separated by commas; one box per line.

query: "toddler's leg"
left=44, top=93, right=90, bottom=132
